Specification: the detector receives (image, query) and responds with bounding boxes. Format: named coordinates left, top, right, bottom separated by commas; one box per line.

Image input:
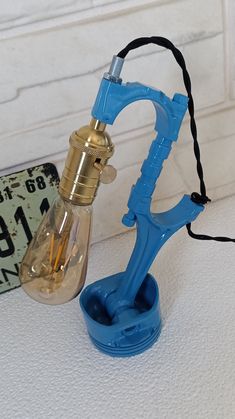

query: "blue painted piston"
left=80, top=272, right=161, bottom=357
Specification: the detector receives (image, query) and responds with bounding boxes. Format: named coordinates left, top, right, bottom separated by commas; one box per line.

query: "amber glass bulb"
left=19, top=196, right=92, bottom=305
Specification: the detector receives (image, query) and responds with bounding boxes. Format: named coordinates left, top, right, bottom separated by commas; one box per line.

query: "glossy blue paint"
left=80, top=78, right=204, bottom=357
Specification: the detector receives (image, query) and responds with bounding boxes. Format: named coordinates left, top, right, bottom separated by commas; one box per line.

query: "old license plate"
left=0, top=163, right=60, bottom=294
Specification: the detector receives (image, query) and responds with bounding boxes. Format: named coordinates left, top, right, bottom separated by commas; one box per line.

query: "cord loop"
left=190, top=192, right=211, bottom=205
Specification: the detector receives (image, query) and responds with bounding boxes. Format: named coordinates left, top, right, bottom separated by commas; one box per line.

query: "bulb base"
left=59, top=118, right=114, bottom=206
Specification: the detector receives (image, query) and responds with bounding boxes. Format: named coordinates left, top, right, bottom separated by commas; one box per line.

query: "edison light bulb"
left=20, top=118, right=115, bottom=304
left=20, top=196, right=92, bottom=305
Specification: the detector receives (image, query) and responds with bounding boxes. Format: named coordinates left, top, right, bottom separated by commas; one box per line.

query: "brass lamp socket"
left=59, top=118, right=114, bottom=206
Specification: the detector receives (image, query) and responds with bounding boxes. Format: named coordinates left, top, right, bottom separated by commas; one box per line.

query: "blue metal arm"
left=92, top=78, right=204, bottom=319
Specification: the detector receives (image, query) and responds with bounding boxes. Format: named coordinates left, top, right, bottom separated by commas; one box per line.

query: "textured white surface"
left=0, top=195, right=235, bottom=419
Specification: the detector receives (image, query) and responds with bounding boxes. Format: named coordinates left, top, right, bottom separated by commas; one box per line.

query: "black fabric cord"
left=117, top=36, right=234, bottom=243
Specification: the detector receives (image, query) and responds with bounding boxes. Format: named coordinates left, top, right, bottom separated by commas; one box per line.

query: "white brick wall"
left=226, top=0, right=235, bottom=98
left=0, top=0, right=234, bottom=242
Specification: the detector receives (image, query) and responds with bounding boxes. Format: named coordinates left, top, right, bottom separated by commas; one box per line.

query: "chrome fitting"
left=104, top=55, right=124, bottom=84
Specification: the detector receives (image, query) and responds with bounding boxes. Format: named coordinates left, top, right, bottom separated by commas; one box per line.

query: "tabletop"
left=0, top=195, right=234, bottom=419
